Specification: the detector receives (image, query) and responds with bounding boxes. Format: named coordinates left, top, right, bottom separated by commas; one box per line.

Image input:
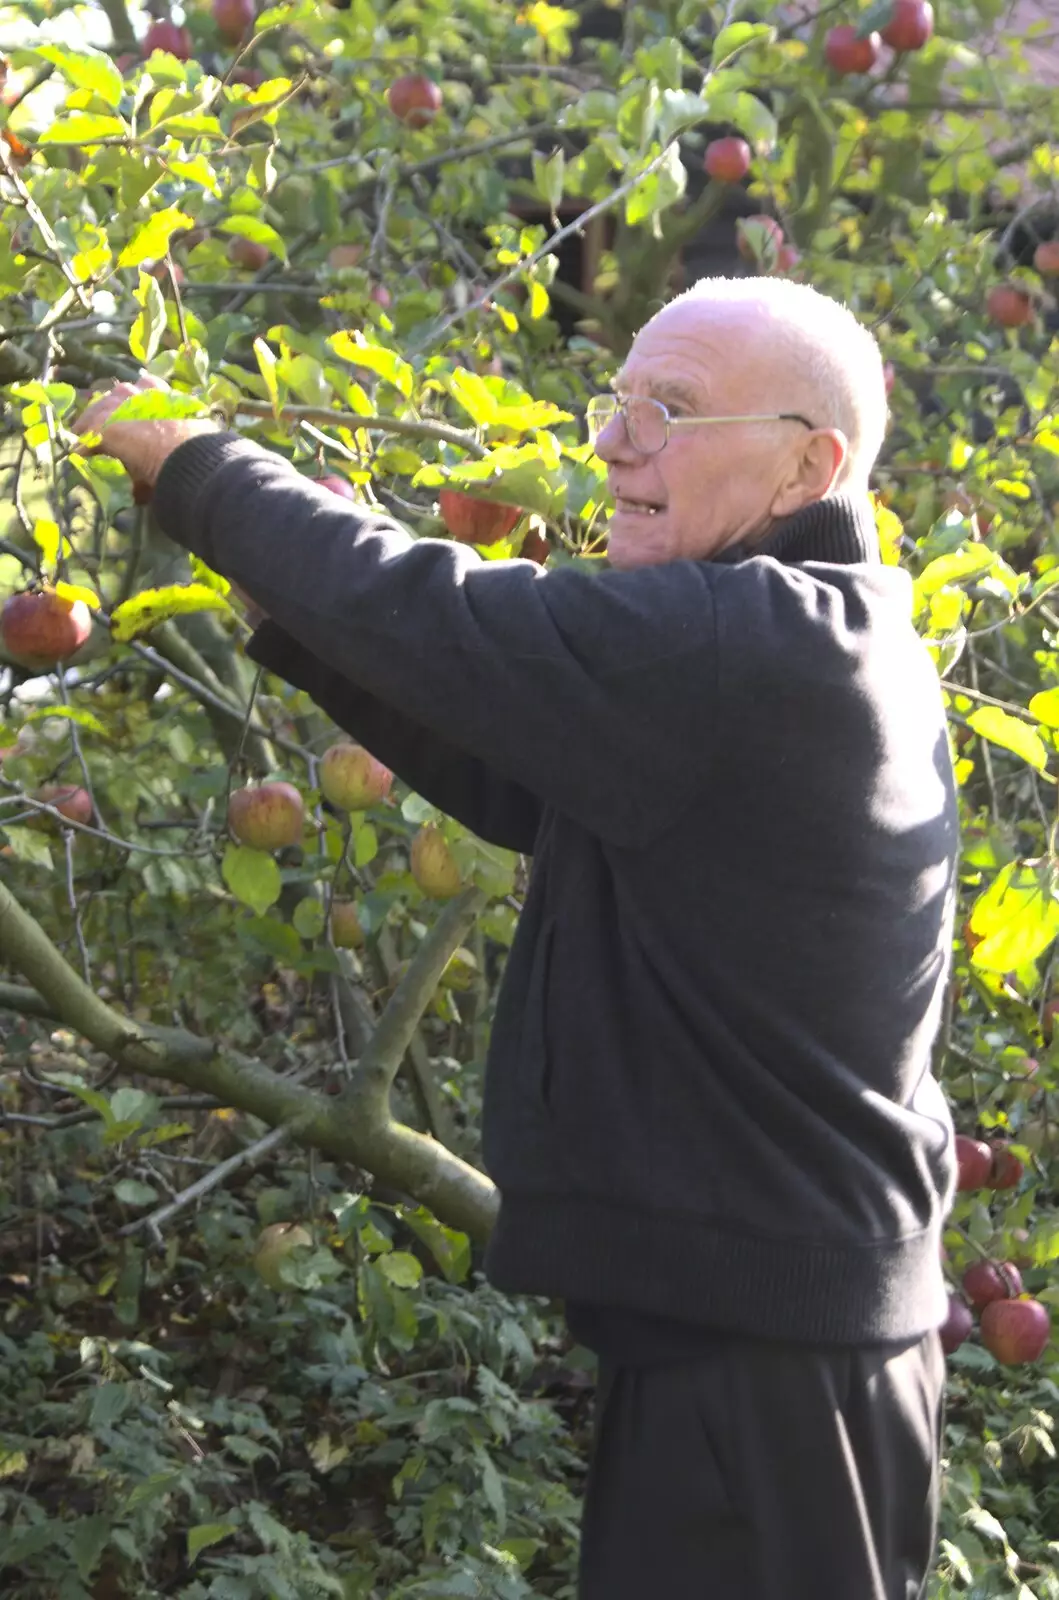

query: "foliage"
left=0, top=0, right=1057, bottom=1592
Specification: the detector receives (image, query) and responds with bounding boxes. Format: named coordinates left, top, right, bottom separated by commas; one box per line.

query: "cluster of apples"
left=940, top=1133, right=1051, bottom=1365
left=985, top=243, right=1059, bottom=331
left=734, top=214, right=801, bottom=276
left=438, top=489, right=548, bottom=563
left=824, top=0, right=934, bottom=74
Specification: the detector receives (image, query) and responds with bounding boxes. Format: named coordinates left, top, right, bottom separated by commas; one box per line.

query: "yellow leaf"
left=54, top=581, right=101, bottom=610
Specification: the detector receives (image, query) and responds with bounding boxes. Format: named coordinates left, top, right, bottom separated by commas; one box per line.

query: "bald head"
left=592, top=276, right=889, bottom=570
left=654, top=276, right=889, bottom=491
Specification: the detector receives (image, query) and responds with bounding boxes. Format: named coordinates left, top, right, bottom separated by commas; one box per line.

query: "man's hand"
left=71, top=372, right=221, bottom=493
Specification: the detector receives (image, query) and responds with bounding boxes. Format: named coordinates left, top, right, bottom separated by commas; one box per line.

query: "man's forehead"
left=618, top=300, right=770, bottom=404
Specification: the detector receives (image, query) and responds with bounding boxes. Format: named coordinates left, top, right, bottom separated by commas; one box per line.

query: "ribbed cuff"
left=153, top=431, right=271, bottom=558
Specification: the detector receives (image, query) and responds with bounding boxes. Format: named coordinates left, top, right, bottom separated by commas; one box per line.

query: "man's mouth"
left=614, top=497, right=664, bottom=517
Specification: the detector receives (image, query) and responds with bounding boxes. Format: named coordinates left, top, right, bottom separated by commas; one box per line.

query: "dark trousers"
left=578, top=1329, right=945, bottom=1600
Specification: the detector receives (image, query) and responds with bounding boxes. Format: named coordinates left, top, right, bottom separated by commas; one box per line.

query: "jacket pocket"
left=521, top=916, right=557, bottom=1111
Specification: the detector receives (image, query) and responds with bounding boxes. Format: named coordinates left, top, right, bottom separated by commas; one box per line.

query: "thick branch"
left=0, top=881, right=497, bottom=1238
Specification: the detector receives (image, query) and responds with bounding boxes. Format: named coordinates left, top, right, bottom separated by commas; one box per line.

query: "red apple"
left=227, top=235, right=271, bottom=271
left=986, top=284, right=1034, bottom=328
left=979, top=1296, right=1051, bottom=1364
left=825, top=25, right=881, bottom=73
left=884, top=362, right=895, bottom=395
left=386, top=73, right=442, bottom=128
left=213, top=0, right=256, bottom=46
left=1, top=589, right=92, bottom=670
left=1033, top=241, right=1059, bottom=277
left=961, top=1259, right=1022, bottom=1310
left=327, top=243, right=365, bottom=270
left=439, top=489, right=522, bottom=546
left=410, top=823, right=463, bottom=898
left=736, top=214, right=784, bottom=268
left=34, top=784, right=93, bottom=826
left=316, top=474, right=356, bottom=500
left=774, top=243, right=801, bottom=273
left=519, top=528, right=550, bottom=565
left=954, top=1133, right=993, bottom=1191
left=703, top=136, right=751, bottom=183
left=939, top=1294, right=974, bottom=1355
left=319, top=742, right=393, bottom=810
left=880, top=0, right=934, bottom=52
left=142, top=20, right=192, bottom=60
left=228, top=781, right=304, bottom=850
left=330, top=898, right=365, bottom=949
left=370, top=283, right=392, bottom=308
left=988, top=1142, right=1024, bottom=1190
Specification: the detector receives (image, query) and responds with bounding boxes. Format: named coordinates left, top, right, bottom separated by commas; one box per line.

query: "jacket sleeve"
left=246, top=619, right=543, bottom=854
left=154, top=433, right=720, bottom=849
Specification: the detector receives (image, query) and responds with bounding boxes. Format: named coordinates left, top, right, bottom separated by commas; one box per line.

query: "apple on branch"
left=228, top=782, right=305, bottom=851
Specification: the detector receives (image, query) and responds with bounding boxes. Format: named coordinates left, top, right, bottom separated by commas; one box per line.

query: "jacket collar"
left=713, top=493, right=881, bottom=567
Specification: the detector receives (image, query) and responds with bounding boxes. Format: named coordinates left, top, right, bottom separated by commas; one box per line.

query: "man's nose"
left=593, top=410, right=639, bottom=464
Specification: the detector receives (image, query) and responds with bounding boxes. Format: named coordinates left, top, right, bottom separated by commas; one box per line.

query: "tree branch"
left=0, top=880, right=497, bottom=1238
left=231, top=401, right=490, bottom=458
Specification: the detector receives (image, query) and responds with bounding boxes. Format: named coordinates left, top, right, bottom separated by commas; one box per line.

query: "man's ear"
left=770, top=428, right=848, bottom=517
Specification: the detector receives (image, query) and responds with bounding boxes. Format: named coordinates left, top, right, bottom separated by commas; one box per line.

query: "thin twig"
left=117, top=1123, right=291, bottom=1239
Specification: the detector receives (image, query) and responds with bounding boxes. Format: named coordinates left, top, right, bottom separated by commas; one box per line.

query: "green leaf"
left=35, top=45, right=124, bottom=108
left=379, top=1251, right=423, bottom=1288
left=2, top=827, right=53, bottom=869
left=967, top=707, right=1049, bottom=772
left=969, top=860, right=1059, bottom=973
left=532, top=148, right=565, bottom=212
left=223, top=844, right=282, bottom=915
left=165, top=155, right=221, bottom=195
left=110, top=1087, right=157, bottom=1126
left=354, top=822, right=377, bottom=868
left=218, top=216, right=288, bottom=263
left=327, top=332, right=413, bottom=397
left=913, top=545, right=998, bottom=615
left=114, top=1178, right=159, bottom=1206
left=8, top=381, right=77, bottom=417
left=130, top=269, right=167, bottom=365
left=188, top=1522, right=239, bottom=1562
left=417, top=443, right=567, bottom=521
left=117, top=205, right=195, bottom=269
left=25, top=704, right=106, bottom=736
left=711, top=21, right=775, bottom=67
left=111, top=583, right=231, bottom=641
left=292, top=897, right=326, bottom=938
left=254, top=336, right=283, bottom=421
left=102, top=390, right=209, bottom=425
left=625, top=142, right=687, bottom=228
left=39, top=113, right=126, bottom=144
left=397, top=1206, right=471, bottom=1284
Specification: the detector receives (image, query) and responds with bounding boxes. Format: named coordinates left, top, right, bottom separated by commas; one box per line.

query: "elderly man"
left=74, top=274, right=957, bottom=1600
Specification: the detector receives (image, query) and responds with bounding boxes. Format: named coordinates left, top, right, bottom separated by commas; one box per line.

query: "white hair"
left=658, top=275, right=889, bottom=489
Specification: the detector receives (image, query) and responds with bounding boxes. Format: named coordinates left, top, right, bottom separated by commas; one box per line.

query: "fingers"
left=70, top=372, right=169, bottom=447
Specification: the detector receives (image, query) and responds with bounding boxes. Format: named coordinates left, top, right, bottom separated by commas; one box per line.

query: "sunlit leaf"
left=111, top=584, right=231, bottom=641
left=967, top=707, right=1049, bottom=772
left=969, top=859, right=1059, bottom=973
left=117, top=206, right=195, bottom=269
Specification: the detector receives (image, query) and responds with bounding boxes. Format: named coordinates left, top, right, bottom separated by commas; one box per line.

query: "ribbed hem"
left=484, top=1194, right=947, bottom=1346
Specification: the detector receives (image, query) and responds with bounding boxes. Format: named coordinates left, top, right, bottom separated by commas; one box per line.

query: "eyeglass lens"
left=586, top=396, right=667, bottom=453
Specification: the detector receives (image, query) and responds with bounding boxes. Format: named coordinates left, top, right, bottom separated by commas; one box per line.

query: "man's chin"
left=605, top=511, right=671, bottom=570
